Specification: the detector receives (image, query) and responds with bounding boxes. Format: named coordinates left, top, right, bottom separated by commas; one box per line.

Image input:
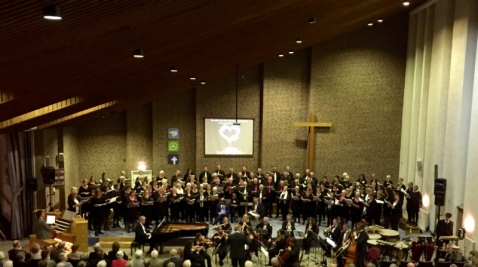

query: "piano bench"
left=130, top=242, right=144, bottom=255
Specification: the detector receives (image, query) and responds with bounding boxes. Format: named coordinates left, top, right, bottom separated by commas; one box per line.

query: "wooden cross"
left=293, top=112, right=332, bottom=170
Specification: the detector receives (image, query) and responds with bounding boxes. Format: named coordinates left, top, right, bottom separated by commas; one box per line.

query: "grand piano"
left=152, top=221, right=209, bottom=253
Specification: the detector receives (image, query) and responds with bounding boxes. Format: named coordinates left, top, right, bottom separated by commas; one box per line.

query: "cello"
left=344, top=231, right=358, bottom=267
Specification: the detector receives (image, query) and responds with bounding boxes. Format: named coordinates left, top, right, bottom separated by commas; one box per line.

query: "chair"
left=454, top=262, right=466, bottom=267
left=435, top=260, right=451, bottom=267
left=399, top=261, right=408, bottom=267
left=418, top=261, right=434, bottom=267
left=130, top=242, right=144, bottom=255
left=179, top=249, right=184, bottom=259
left=364, top=247, right=379, bottom=266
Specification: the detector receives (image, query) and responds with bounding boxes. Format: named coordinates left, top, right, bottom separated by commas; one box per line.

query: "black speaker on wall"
left=435, top=194, right=445, bottom=206
left=434, top=178, right=447, bottom=195
left=42, top=167, right=55, bottom=184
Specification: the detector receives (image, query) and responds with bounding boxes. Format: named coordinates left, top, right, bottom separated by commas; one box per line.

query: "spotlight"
left=289, top=50, right=294, bottom=55
left=190, top=76, right=196, bottom=81
left=308, top=17, right=316, bottom=24
left=403, top=1, right=410, bottom=6
left=200, top=80, right=206, bottom=85
left=368, top=22, right=373, bottom=26
left=133, top=49, right=144, bottom=58
left=296, top=38, right=302, bottom=44
left=378, top=19, right=384, bottom=23
left=278, top=54, right=284, bottom=58
left=170, top=66, right=178, bottom=73
left=43, top=4, right=62, bottom=20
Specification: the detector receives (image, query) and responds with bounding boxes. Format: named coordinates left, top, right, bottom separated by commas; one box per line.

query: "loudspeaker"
left=26, top=178, right=38, bottom=191
left=434, top=178, right=447, bottom=195
left=435, top=194, right=445, bottom=206
left=42, top=167, right=56, bottom=184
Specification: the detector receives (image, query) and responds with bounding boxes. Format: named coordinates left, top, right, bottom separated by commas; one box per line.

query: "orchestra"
left=76, top=167, right=440, bottom=267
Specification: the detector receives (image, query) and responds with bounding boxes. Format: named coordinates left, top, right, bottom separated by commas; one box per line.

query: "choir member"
left=238, top=181, right=251, bottom=216
left=151, top=180, right=160, bottom=193
left=309, top=172, right=318, bottom=186
left=291, top=186, right=302, bottom=223
left=212, top=227, right=228, bottom=266
left=140, top=188, right=154, bottom=227
left=350, top=192, right=364, bottom=229
left=320, top=176, right=330, bottom=188
left=198, top=188, right=208, bottom=222
left=100, top=185, right=112, bottom=231
left=302, top=169, right=311, bottom=180
left=374, top=191, right=384, bottom=225
left=210, top=175, right=222, bottom=189
left=250, top=178, right=260, bottom=193
left=169, top=187, right=182, bottom=222
left=303, top=217, right=319, bottom=254
left=214, top=165, right=226, bottom=178
left=199, top=166, right=212, bottom=183
left=226, top=168, right=238, bottom=183
left=208, top=187, right=219, bottom=223
left=153, top=186, right=169, bottom=223
left=171, top=170, right=182, bottom=185
left=382, top=187, right=394, bottom=228
left=395, top=178, right=407, bottom=201
left=269, top=166, right=280, bottom=184
left=407, top=184, right=422, bottom=226
left=224, top=178, right=235, bottom=199
left=184, top=186, right=197, bottom=223
left=264, top=176, right=275, bottom=217
left=357, top=174, right=367, bottom=187
left=241, top=166, right=251, bottom=180
left=111, top=183, right=122, bottom=228
left=369, top=173, right=379, bottom=186
left=278, top=185, right=290, bottom=221
left=383, top=175, right=393, bottom=188
left=302, top=187, right=314, bottom=224
left=285, top=166, right=293, bottom=180
left=78, top=179, right=91, bottom=219
left=67, top=187, right=81, bottom=214
left=156, top=170, right=167, bottom=185
left=255, top=184, right=269, bottom=215
left=338, top=190, right=349, bottom=225
left=332, top=176, right=341, bottom=189
left=89, top=176, right=98, bottom=187
left=124, top=191, right=139, bottom=233
left=121, top=186, right=132, bottom=230
left=390, top=193, right=403, bottom=231
left=365, top=193, right=378, bottom=226
left=118, top=176, right=127, bottom=190
left=183, top=168, right=194, bottom=181
left=340, top=175, right=352, bottom=189
left=316, top=185, right=327, bottom=225
left=256, top=168, right=265, bottom=182
left=90, top=188, right=106, bottom=236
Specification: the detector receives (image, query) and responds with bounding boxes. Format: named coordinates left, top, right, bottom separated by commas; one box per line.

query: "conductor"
left=225, top=224, right=253, bottom=267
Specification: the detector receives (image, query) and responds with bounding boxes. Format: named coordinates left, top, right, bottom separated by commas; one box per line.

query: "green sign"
left=168, top=140, right=180, bottom=152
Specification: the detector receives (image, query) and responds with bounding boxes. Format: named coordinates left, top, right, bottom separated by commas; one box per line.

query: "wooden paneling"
left=0, top=0, right=425, bottom=132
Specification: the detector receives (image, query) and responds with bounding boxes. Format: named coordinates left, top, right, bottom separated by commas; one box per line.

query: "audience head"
left=116, top=251, right=124, bottom=259
left=150, top=250, right=158, bottom=259
left=97, top=260, right=107, bottom=267
left=112, top=241, right=120, bottom=251
left=96, top=250, right=104, bottom=259
left=38, top=261, right=48, bottom=267
left=59, top=252, right=67, bottom=262
left=41, top=249, right=50, bottom=260
left=125, top=262, right=133, bottom=267
left=134, top=250, right=143, bottom=259
left=71, top=244, right=80, bottom=253
left=31, top=243, right=41, bottom=254
left=446, top=213, right=452, bottom=220
left=80, top=254, right=89, bottom=262
left=245, top=261, right=253, bottom=267
left=4, top=261, right=13, bottom=267
left=366, top=263, right=376, bottom=267
left=167, top=263, right=175, bottom=267
left=57, top=263, right=66, bottom=267
left=77, top=262, right=86, bottom=267
left=286, top=214, right=291, bottom=221
left=58, top=241, right=66, bottom=249
left=169, top=249, right=177, bottom=257
left=390, top=264, right=397, bottom=267
left=16, top=251, right=25, bottom=261
left=406, top=262, right=415, bottom=267
left=235, top=224, right=242, bottom=232
left=12, top=240, right=21, bottom=249
left=270, top=258, right=278, bottom=267
left=93, top=243, right=101, bottom=252
left=0, top=251, right=5, bottom=261
left=144, top=259, right=151, bottom=267
left=183, top=260, right=191, bottom=267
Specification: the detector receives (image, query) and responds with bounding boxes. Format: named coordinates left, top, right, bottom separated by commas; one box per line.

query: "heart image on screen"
left=218, top=125, right=241, bottom=145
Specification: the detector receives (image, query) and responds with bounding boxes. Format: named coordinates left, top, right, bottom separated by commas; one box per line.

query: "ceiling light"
left=170, top=66, right=178, bottom=73
left=296, top=39, right=302, bottom=44
left=289, top=50, right=294, bottom=55
left=403, top=1, right=410, bottom=6
left=43, top=5, right=62, bottom=20
left=190, top=76, right=196, bottom=81
left=308, top=17, right=316, bottom=24
left=200, top=80, right=206, bottom=85
left=368, top=22, right=373, bottom=26
left=377, top=19, right=383, bottom=23
left=278, top=54, right=284, bottom=58
left=133, top=49, right=143, bottom=58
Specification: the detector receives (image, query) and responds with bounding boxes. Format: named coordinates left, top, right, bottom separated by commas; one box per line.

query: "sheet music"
left=326, top=237, right=336, bottom=247
left=62, top=210, right=76, bottom=221
left=375, top=200, right=384, bottom=204
left=261, top=246, right=269, bottom=258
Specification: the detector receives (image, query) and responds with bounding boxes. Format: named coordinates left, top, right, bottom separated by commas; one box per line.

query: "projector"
left=233, top=122, right=241, bottom=126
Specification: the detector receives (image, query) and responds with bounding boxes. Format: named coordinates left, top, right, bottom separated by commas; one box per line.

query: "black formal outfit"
left=355, top=230, right=369, bottom=267
left=169, top=194, right=182, bottom=222
left=198, top=192, right=209, bottom=222
left=230, top=198, right=239, bottom=222
left=238, top=187, right=252, bottom=215
left=302, top=192, right=314, bottom=223
left=264, top=181, right=275, bottom=217
left=184, top=192, right=198, bottom=222
left=153, top=191, right=170, bottom=223
left=214, top=170, right=226, bottom=179
left=255, top=189, right=269, bottom=216
left=390, top=199, right=403, bottom=231
left=407, top=189, right=422, bottom=225
left=78, top=185, right=91, bottom=218
left=226, top=173, right=239, bottom=184
left=382, top=194, right=394, bottom=228
left=125, top=197, right=139, bottom=232
left=249, top=183, right=260, bottom=194
left=255, top=222, right=273, bottom=241
left=290, top=191, right=302, bottom=222
left=212, top=233, right=228, bottom=265
left=226, top=232, right=252, bottom=267
left=374, top=196, right=383, bottom=226
left=281, top=220, right=295, bottom=234
left=278, top=190, right=291, bottom=221
left=325, top=223, right=342, bottom=255
left=111, top=189, right=122, bottom=227
left=436, top=219, right=454, bottom=247
left=282, top=244, right=301, bottom=267
left=140, top=194, right=154, bottom=227
left=224, top=182, right=235, bottom=200
left=90, top=195, right=106, bottom=235
left=184, top=248, right=205, bottom=267
left=199, top=171, right=213, bottom=183
left=366, top=199, right=379, bottom=226
left=303, top=223, right=319, bottom=252
left=350, top=199, right=364, bottom=229
left=134, top=222, right=156, bottom=253
left=242, top=171, right=251, bottom=180
left=193, top=239, right=212, bottom=267
left=208, top=192, right=219, bottom=223
left=268, top=237, right=286, bottom=265
left=67, top=194, right=80, bottom=213
left=383, top=181, right=393, bottom=188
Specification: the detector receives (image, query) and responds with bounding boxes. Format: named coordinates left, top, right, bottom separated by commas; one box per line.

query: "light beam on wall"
left=137, top=162, right=146, bottom=171
left=423, top=194, right=430, bottom=208
left=464, top=215, right=475, bottom=233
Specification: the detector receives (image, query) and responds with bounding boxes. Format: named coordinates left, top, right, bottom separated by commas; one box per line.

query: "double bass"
left=344, top=232, right=358, bottom=267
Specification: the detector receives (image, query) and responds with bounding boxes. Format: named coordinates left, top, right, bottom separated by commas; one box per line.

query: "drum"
left=368, top=240, right=379, bottom=250
left=369, top=233, right=381, bottom=240
left=411, top=239, right=423, bottom=262
left=424, top=241, right=435, bottom=261
left=379, top=229, right=400, bottom=243
left=393, top=242, right=409, bottom=261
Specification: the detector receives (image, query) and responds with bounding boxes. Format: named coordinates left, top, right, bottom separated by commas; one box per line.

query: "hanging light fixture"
left=133, top=49, right=144, bottom=58
left=43, top=4, right=62, bottom=20
left=170, top=66, right=178, bottom=73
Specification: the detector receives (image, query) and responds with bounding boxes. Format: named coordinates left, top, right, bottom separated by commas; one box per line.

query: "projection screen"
left=204, top=118, right=254, bottom=155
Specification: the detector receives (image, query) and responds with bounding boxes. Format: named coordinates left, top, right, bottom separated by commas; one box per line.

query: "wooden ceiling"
left=0, top=0, right=425, bottom=133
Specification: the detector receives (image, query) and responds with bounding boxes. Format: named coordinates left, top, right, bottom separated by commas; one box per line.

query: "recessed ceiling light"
left=308, top=17, right=316, bottom=24
left=200, top=80, right=206, bottom=85
left=377, top=19, right=383, bottom=23
left=133, top=49, right=143, bottom=58
left=43, top=5, right=62, bottom=20
left=403, top=1, right=410, bottom=6
left=170, top=66, right=178, bottom=73
left=368, top=22, right=373, bottom=26
left=279, top=54, right=284, bottom=57
left=289, top=50, right=294, bottom=55
left=296, top=38, right=302, bottom=44
left=190, top=76, right=196, bottom=81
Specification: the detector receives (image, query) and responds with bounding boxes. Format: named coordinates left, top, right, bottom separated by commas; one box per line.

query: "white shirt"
left=141, top=223, right=146, bottom=234
left=280, top=191, right=288, bottom=199
left=177, top=188, right=184, bottom=194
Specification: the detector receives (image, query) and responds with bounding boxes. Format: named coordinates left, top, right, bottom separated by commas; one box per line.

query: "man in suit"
left=436, top=213, right=454, bottom=246
left=278, top=185, right=290, bottom=221
left=215, top=199, right=230, bottom=224
left=281, top=238, right=300, bottom=267
left=353, top=222, right=369, bottom=267
left=249, top=198, right=265, bottom=220
left=227, top=168, right=238, bottom=182
left=281, top=215, right=295, bottom=233
left=256, top=168, right=265, bottom=182
left=241, top=166, right=251, bottom=180
left=34, top=210, right=55, bottom=240
left=255, top=217, right=273, bottom=241
left=335, top=223, right=351, bottom=267
left=199, top=166, right=212, bottom=183
left=264, top=176, right=275, bottom=217
left=171, top=170, right=182, bottom=186
left=325, top=219, right=341, bottom=256
left=226, top=225, right=253, bottom=267
left=238, top=181, right=252, bottom=215
left=134, top=216, right=156, bottom=253
left=214, top=165, right=226, bottom=179
left=8, top=240, right=30, bottom=263
left=162, top=249, right=183, bottom=267
left=269, top=167, right=281, bottom=184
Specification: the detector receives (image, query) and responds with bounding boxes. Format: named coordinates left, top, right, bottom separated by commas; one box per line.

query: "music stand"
left=255, top=240, right=267, bottom=267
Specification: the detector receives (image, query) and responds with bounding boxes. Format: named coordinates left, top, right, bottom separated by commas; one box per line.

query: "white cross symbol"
left=171, top=157, right=178, bottom=164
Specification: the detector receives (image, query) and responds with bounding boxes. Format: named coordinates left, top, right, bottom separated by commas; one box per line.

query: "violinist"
left=267, top=229, right=286, bottom=266
left=239, top=214, right=251, bottom=232
left=183, top=240, right=205, bottom=267
left=244, top=226, right=258, bottom=260
left=193, top=233, right=212, bottom=267
left=220, top=217, right=232, bottom=232
left=280, top=238, right=300, bottom=267
left=212, top=227, right=228, bottom=266
left=352, top=222, right=368, bottom=267
left=303, top=217, right=319, bottom=254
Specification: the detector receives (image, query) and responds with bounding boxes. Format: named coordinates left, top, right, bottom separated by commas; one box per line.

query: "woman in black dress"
left=124, top=191, right=139, bottom=233
left=291, top=186, right=302, bottom=223
left=184, top=187, right=197, bottom=223
left=383, top=187, right=394, bottom=229
left=169, top=187, right=182, bottom=222
left=350, top=192, right=364, bottom=230
left=67, top=187, right=81, bottom=214
left=90, top=188, right=106, bottom=236
left=198, top=188, right=208, bottom=222
left=140, top=187, right=153, bottom=227
left=390, top=193, right=403, bottom=230
left=303, top=217, right=319, bottom=253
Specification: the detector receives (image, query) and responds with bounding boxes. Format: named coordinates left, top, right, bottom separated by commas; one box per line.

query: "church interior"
left=1, top=1, right=478, bottom=267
